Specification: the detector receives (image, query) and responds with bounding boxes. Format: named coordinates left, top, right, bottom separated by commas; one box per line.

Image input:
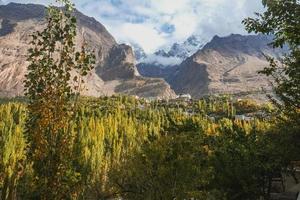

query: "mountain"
left=137, top=64, right=179, bottom=81
left=136, top=34, right=206, bottom=63
left=0, top=3, right=175, bottom=99
left=136, top=35, right=206, bottom=82
left=132, top=43, right=147, bottom=61
left=164, top=35, right=206, bottom=60
left=168, top=34, right=288, bottom=99
left=151, top=35, right=206, bottom=61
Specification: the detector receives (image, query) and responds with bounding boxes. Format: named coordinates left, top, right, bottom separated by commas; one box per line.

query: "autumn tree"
left=24, top=0, right=95, bottom=199
left=208, top=119, right=286, bottom=199
left=243, top=0, right=300, bottom=112
left=110, top=132, right=214, bottom=200
left=243, top=0, right=300, bottom=168
left=0, top=104, right=26, bottom=200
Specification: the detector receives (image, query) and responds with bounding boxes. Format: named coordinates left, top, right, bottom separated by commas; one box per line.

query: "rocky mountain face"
left=132, top=44, right=147, bottom=61
left=169, top=34, right=287, bottom=98
left=137, top=64, right=179, bottom=81
left=0, top=3, right=288, bottom=100
left=0, top=3, right=175, bottom=99
left=97, top=44, right=139, bottom=81
left=156, top=35, right=206, bottom=60
left=137, top=33, right=287, bottom=99
left=136, top=35, right=206, bottom=82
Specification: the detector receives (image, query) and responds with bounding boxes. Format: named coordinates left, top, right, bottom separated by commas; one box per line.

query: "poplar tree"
left=0, top=104, right=26, bottom=200
left=24, top=0, right=95, bottom=199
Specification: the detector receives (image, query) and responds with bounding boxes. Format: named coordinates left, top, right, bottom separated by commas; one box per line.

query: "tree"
left=209, top=119, right=288, bottom=200
left=24, top=0, right=95, bottom=199
left=243, top=0, right=300, bottom=111
left=110, top=132, right=215, bottom=200
left=243, top=0, right=300, bottom=172
left=0, top=104, right=26, bottom=200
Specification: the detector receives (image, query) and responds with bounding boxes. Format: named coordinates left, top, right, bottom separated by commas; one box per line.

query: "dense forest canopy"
left=0, top=96, right=298, bottom=199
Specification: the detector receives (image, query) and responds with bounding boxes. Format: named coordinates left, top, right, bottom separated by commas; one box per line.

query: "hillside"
left=0, top=3, right=175, bottom=99
left=138, top=34, right=287, bottom=99
left=169, top=34, right=287, bottom=98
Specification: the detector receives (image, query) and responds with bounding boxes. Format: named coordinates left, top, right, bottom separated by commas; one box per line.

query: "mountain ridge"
left=169, top=34, right=287, bottom=98
left=0, top=3, right=176, bottom=99
left=0, top=3, right=289, bottom=100
left=136, top=33, right=287, bottom=100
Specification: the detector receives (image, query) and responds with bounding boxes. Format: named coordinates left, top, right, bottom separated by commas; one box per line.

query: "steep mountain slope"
left=169, top=34, right=287, bottom=98
left=0, top=3, right=175, bottom=99
left=156, top=35, right=206, bottom=60
left=136, top=64, right=179, bottom=81
left=136, top=35, right=206, bottom=82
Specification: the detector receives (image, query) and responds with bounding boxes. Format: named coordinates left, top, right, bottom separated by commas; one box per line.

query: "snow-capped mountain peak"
left=185, top=35, right=203, bottom=46
left=131, top=43, right=147, bottom=61
left=135, top=35, right=207, bottom=65
left=154, top=49, right=169, bottom=57
left=164, top=35, right=207, bottom=60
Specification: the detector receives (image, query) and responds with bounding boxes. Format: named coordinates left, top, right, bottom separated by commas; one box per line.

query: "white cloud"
left=171, top=12, right=199, bottom=40
left=141, top=54, right=182, bottom=66
left=110, top=22, right=167, bottom=53
left=5, top=0, right=265, bottom=53
left=150, top=0, right=190, bottom=15
left=81, top=1, right=119, bottom=16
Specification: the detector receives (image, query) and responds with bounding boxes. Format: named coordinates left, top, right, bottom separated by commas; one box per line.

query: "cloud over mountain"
left=4, top=0, right=264, bottom=53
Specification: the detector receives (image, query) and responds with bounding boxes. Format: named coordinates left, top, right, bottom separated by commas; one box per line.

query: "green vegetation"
left=244, top=0, right=300, bottom=193
left=243, top=0, right=300, bottom=112
left=0, top=0, right=299, bottom=199
left=23, top=0, right=95, bottom=199
left=0, top=96, right=296, bottom=199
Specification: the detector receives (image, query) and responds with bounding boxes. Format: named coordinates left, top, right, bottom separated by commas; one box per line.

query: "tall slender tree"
left=24, top=0, right=95, bottom=199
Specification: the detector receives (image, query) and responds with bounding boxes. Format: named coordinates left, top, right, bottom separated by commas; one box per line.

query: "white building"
left=235, top=115, right=254, bottom=121
left=176, top=94, right=192, bottom=101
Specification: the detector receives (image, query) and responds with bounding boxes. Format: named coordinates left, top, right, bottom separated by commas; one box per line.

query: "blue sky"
left=2, top=0, right=264, bottom=53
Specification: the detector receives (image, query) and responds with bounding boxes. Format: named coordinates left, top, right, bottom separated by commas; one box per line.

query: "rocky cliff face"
left=169, top=34, right=287, bottom=98
left=0, top=3, right=175, bottom=99
left=98, top=44, right=139, bottom=81
left=137, top=63, right=178, bottom=81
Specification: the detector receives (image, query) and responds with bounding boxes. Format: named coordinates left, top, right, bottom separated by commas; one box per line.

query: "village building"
left=176, top=94, right=192, bottom=101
